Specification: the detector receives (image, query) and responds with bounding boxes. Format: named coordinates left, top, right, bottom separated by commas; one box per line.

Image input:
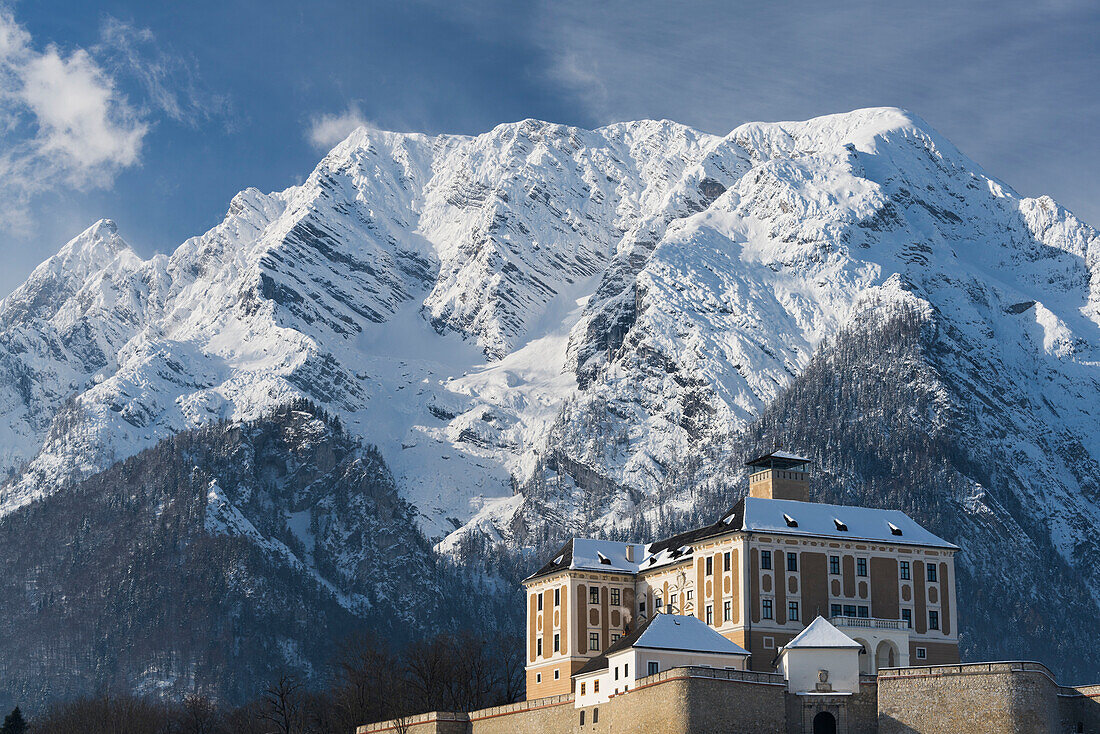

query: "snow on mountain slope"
left=0, top=117, right=721, bottom=535
left=1, top=107, right=1098, bottom=608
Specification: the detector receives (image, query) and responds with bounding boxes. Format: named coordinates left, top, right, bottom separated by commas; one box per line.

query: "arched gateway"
left=812, top=711, right=837, bottom=734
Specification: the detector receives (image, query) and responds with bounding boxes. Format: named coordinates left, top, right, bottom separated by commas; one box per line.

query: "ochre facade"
left=525, top=456, right=959, bottom=697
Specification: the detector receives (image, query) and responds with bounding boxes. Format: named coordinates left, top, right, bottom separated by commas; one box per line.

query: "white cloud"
left=20, top=48, right=146, bottom=179
left=0, top=8, right=176, bottom=233
left=307, top=104, right=373, bottom=150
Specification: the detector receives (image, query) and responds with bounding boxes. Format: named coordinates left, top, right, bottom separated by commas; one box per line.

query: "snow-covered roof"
left=526, top=538, right=644, bottom=580
left=779, top=616, right=862, bottom=651
left=625, top=613, right=750, bottom=656
left=745, top=449, right=811, bottom=468
left=575, top=613, right=749, bottom=676
left=530, top=497, right=954, bottom=582
left=739, top=497, right=957, bottom=549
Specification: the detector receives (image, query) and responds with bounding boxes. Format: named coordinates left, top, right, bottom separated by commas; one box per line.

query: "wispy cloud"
left=96, top=16, right=233, bottom=128
left=307, top=104, right=373, bottom=150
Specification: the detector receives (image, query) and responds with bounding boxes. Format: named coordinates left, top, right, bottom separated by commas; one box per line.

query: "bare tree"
left=257, top=674, right=305, bottom=734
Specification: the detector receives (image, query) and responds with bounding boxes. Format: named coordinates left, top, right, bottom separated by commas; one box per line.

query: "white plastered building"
left=573, top=613, right=750, bottom=707
left=776, top=616, right=863, bottom=695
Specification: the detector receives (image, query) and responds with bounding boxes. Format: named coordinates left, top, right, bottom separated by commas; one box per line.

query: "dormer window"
left=833, top=518, right=848, bottom=532
left=783, top=513, right=798, bottom=528
left=598, top=552, right=612, bottom=565
left=888, top=522, right=903, bottom=536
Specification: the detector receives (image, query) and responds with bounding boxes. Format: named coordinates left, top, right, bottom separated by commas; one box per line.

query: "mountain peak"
left=55, top=218, right=129, bottom=264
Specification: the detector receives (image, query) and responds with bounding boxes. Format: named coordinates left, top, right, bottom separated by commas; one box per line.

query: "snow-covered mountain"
left=1, top=107, right=1099, bottom=684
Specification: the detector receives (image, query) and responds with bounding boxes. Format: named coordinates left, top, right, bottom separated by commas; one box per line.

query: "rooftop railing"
left=829, top=615, right=908, bottom=630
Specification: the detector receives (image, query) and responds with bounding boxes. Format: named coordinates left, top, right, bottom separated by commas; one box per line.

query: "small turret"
left=746, top=450, right=810, bottom=502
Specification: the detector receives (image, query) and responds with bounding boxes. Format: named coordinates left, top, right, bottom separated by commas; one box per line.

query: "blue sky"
left=0, top=0, right=1097, bottom=298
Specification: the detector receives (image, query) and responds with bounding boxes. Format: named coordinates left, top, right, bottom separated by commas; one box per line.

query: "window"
left=611, top=588, right=620, bottom=606
left=614, top=666, right=619, bottom=681
left=831, top=603, right=843, bottom=618
left=857, top=558, right=868, bottom=577
left=554, top=633, right=560, bottom=653
left=762, top=599, right=773, bottom=619
left=611, top=633, right=622, bottom=643
left=686, top=590, right=693, bottom=601
left=579, top=711, right=584, bottom=726
left=788, top=601, right=799, bottom=622
left=901, top=609, right=912, bottom=628
left=723, top=600, right=732, bottom=622
left=762, top=636, right=775, bottom=649
left=843, top=604, right=857, bottom=617
left=554, top=588, right=560, bottom=606
left=929, top=610, right=940, bottom=630
left=724, top=552, right=731, bottom=572
left=594, top=679, right=599, bottom=692
left=537, top=594, right=543, bottom=611
left=590, top=587, right=600, bottom=604
left=537, top=638, right=543, bottom=656
left=787, top=552, right=798, bottom=572
left=581, top=682, right=586, bottom=695
left=916, top=647, right=927, bottom=660
left=554, top=669, right=560, bottom=680
left=829, top=555, right=840, bottom=575
left=900, top=561, right=911, bottom=580
left=648, top=661, right=659, bottom=676
left=706, top=604, right=713, bottom=625
left=706, top=556, right=713, bottom=575
left=857, top=605, right=869, bottom=618
left=536, top=673, right=542, bottom=683
left=761, top=550, right=772, bottom=570
left=593, top=708, right=599, bottom=724
left=639, top=601, right=646, bottom=615
left=624, top=663, right=629, bottom=677
left=655, top=595, right=663, bottom=611
left=590, top=633, right=599, bottom=651
left=927, top=564, right=938, bottom=583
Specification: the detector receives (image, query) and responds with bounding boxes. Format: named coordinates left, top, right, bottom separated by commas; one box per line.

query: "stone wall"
left=356, top=710, right=471, bottom=734
left=360, top=662, right=1099, bottom=734
left=878, top=662, right=1061, bottom=733
left=783, top=675, right=877, bottom=734
left=1060, top=684, right=1100, bottom=734
left=573, top=667, right=787, bottom=734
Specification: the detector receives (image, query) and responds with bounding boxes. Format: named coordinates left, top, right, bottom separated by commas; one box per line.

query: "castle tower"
left=746, top=450, right=810, bottom=502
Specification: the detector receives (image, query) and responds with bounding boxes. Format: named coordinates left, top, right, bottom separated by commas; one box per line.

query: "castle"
left=525, top=451, right=957, bottom=698
left=360, top=452, right=1100, bottom=734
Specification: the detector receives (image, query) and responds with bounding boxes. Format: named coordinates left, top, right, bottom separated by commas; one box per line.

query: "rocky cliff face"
left=0, top=403, right=515, bottom=709
left=0, top=107, right=1097, bottom=698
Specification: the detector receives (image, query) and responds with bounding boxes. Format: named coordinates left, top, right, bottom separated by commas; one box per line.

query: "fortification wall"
left=1060, top=683, right=1100, bottom=734
left=877, top=662, right=1061, bottom=733
left=360, top=661, right=1099, bottom=734
left=356, top=710, right=471, bottom=734
left=468, top=693, right=576, bottom=734
left=577, top=667, right=786, bottom=734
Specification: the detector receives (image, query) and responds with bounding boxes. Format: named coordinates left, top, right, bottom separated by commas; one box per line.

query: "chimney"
left=625, top=545, right=635, bottom=563
left=745, top=450, right=811, bottom=502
